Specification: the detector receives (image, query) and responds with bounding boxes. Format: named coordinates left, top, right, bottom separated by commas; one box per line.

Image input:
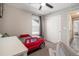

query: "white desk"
left=0, top=36, right=28, bottom=56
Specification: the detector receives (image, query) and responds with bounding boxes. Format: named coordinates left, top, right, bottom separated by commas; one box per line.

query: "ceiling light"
left=41, top=3, right=45, bottom=6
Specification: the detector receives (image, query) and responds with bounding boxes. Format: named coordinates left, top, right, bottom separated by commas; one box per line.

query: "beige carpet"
left=45, top=41, right=57, bottom=50
left=29, top=41, right=56, bottom=56
left=29, top=47, right=49, bottom=56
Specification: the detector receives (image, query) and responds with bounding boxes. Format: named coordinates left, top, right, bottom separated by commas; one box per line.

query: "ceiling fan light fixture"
left=41, top=3, right=45, bottom=6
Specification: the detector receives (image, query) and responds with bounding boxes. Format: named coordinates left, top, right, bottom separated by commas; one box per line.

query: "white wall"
left=0, top=4, right=32, bottom=36
left=44, top=15, right=61, bottom=43
left=43, top=6, right=79, bottom=45
left=43, top=11, right=71, bottom=45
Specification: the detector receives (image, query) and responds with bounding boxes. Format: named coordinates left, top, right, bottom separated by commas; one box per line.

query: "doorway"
left=70, top=11, right=79, bottom=51
left=72, top=19, right=79, bottom=50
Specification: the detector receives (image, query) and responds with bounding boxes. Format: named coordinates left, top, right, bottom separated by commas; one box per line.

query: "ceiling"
left=6, top=3, right=79, bottom=16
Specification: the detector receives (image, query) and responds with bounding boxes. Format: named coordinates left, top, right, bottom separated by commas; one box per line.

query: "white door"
left=45, top=15, right=61, bottom=43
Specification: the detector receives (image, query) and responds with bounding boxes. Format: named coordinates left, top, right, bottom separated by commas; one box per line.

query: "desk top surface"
left=0, top=36, right=28, bottom=56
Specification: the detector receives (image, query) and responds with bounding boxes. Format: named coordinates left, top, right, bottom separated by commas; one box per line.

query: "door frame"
left=70, top=16, right=79, bottom=45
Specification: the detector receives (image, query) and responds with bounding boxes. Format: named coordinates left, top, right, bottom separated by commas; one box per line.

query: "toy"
left=19, top=34, right=45, bottom=53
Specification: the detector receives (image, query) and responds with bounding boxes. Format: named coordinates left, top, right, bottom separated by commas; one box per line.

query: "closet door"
left=45, top=15, right=61, bottom=43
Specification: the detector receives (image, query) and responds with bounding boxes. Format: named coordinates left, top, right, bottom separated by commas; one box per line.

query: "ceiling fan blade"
left=39, top=5, right=42, bottom=10
left=46, top=3, right=53, bottom=8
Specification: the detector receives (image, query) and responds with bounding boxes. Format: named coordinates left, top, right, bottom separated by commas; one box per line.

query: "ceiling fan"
left=39, top=3, right=53, bottom=10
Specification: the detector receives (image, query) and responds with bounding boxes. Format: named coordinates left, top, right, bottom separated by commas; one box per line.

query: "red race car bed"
left=19, top=34, right=45, bottom=53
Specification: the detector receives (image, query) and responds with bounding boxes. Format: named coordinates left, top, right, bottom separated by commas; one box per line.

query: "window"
left=32, top=15, right=40, bottom=35
left=31, top=38, right=37, bottom=42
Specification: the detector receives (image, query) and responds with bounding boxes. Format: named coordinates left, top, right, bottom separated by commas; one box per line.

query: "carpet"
left=29, top=47, right=49, bottom=56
